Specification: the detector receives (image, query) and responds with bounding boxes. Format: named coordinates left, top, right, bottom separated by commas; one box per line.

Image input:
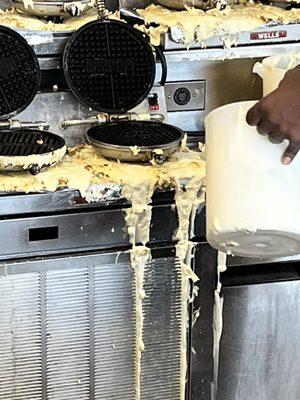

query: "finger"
left=282, top=141, right=300, bottom=165
left=246, top=104, right=262, bottom=126
left=268, top=132, right=285, bottom=144
left=257, top=120, right=273, bottom=135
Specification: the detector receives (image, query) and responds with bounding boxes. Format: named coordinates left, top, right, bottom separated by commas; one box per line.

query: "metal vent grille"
left=94, top=263, right=136, bottom=399
left=87, top=121, right=183, bottom=147
left=0, top=273, right=42, bottom=400
left=0, top=252, right=183, bottom=400
left=141, top=257, right=182, bottom=399
left=46, top=268, right=90, bottom=400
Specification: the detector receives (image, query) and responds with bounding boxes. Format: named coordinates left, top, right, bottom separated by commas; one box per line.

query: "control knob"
left=173, top=87, right=191, bottom=106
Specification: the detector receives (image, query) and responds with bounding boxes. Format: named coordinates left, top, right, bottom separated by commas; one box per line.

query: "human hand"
left=246, top=65, right=300, bottom=165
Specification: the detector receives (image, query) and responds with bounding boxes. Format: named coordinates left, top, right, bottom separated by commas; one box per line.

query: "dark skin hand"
left=246, top=65, right=300, bottom=165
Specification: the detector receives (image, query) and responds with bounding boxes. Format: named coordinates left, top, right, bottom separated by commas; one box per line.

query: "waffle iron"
left=0, top=26, right=66, bottom=175
left=63, top=19, right=184, bottom=164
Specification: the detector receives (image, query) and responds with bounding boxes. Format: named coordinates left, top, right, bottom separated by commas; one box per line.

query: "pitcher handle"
left=253, top=62, right=264, bottom=78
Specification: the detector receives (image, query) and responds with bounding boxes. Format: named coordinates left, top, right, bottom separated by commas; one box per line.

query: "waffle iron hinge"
left=60, top=112, right=165, bottom=130
left=0, top=120, right=49, bottom=131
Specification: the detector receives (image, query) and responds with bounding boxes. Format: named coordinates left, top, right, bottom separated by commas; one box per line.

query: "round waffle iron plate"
left=87, top=120, right=184, bottom=163
left=63, top=20, right=184, bottom=162
left=0, top=26, right=66, bottom=173
left=0, top=25, right=40, bottom=120
left=0, top=130, right=66, bottom=173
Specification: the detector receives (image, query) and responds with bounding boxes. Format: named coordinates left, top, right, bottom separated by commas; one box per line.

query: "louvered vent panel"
left=141, top=257, right=182, bottom=400
left=0, top=273, right=42, bottom=400
left=94, top=262, right=136, bottom=399
left=46, top=268, right=90, bottom=400
left=0, top=252, right=183, bottom=400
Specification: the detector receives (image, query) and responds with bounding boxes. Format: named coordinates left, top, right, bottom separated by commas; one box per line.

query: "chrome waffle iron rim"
left=0, top=145, right=67, bottom=173
left=86, top=133, right=184, bottom=163
left=0, top=130, right=67, bottom=174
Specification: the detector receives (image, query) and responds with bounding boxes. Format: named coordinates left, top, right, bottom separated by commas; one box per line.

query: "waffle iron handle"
left=154, top=46, right=167, bottom=86
left=0, top=120, right=49, bottom=131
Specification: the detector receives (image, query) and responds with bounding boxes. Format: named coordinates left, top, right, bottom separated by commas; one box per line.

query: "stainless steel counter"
left=191, top=236, right=300, bottom=400
left=218, top=279, right=300, bottom=400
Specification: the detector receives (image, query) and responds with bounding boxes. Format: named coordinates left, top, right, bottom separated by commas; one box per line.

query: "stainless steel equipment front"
left=8, top=14, right=300, bottom=136
left=218, top=279, right=300, bottom=400
left=0, top=190, right=198, bottom=400
left=192, top=240, right=300, bottom=400
left=1, top=3, right=300, bottom=399
left=0, top=250, right=183, bottom=400
left=0, top=196, right=179, bottom=260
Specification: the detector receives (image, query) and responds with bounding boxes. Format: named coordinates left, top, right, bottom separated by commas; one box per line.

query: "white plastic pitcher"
left=253, top=52, right=300, bottom=96
left=205, top=101, right=300, bottom=258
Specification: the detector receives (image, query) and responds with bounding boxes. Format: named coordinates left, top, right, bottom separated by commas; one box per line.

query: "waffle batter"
left=137, top=4, right=300, bottom=46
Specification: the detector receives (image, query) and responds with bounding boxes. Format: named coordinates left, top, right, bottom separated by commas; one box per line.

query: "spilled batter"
left=0, top=3, right=300, bottom=50
left=137, top=4, right=300, bottom=46
left=0, top=144, right=206, bottom=399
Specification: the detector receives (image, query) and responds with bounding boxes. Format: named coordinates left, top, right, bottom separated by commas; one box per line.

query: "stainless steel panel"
left=141, top=256, right=182, bottom=399
left=162, top=25, right=300, bottom=50
left=0, top=210, right=127, bottom=258
left=0, top=272, right=43, bottom=400
left=227, top=253, right=300, bottom=266
left=166, top=58, right=261, bottom=132
left=17, top=92, right=96, bottom=147
left=0, top=189, right=174, bottom=217
left=94, top=262, right=135, bottom=399
left=39, top=57, right=61, bottom=69
left=218, top=281, right=300, bottom=400
left=119, top=0, right=154, bottom=8
left=0, top=254, right=134, bottom=400
left=0, top=204, right=179, bottom=259
left=17, top=86, right=167, bottom=147
left=46, top=267, right=90, bottom=400
left=0, top=250, right=183, bottom=400
left=18, top=48, right=295, bottom=137
left=0, top=191, right=82, bottom=216
left=164, top=43, right=300, bottom=61
left=165, top=81, right=206, bottom=112
left=157, top=0, right=210, bottom=10
left=33, top=33, right=71, bottom=56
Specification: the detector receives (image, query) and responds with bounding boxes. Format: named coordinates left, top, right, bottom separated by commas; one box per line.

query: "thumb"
left=282, top=141, right=300, bottom=165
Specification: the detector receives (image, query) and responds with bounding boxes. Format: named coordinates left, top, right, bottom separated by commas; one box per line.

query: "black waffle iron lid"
left=0, top=25, right=40, bottom=120
left=63, top=20, right=156, bottom=114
